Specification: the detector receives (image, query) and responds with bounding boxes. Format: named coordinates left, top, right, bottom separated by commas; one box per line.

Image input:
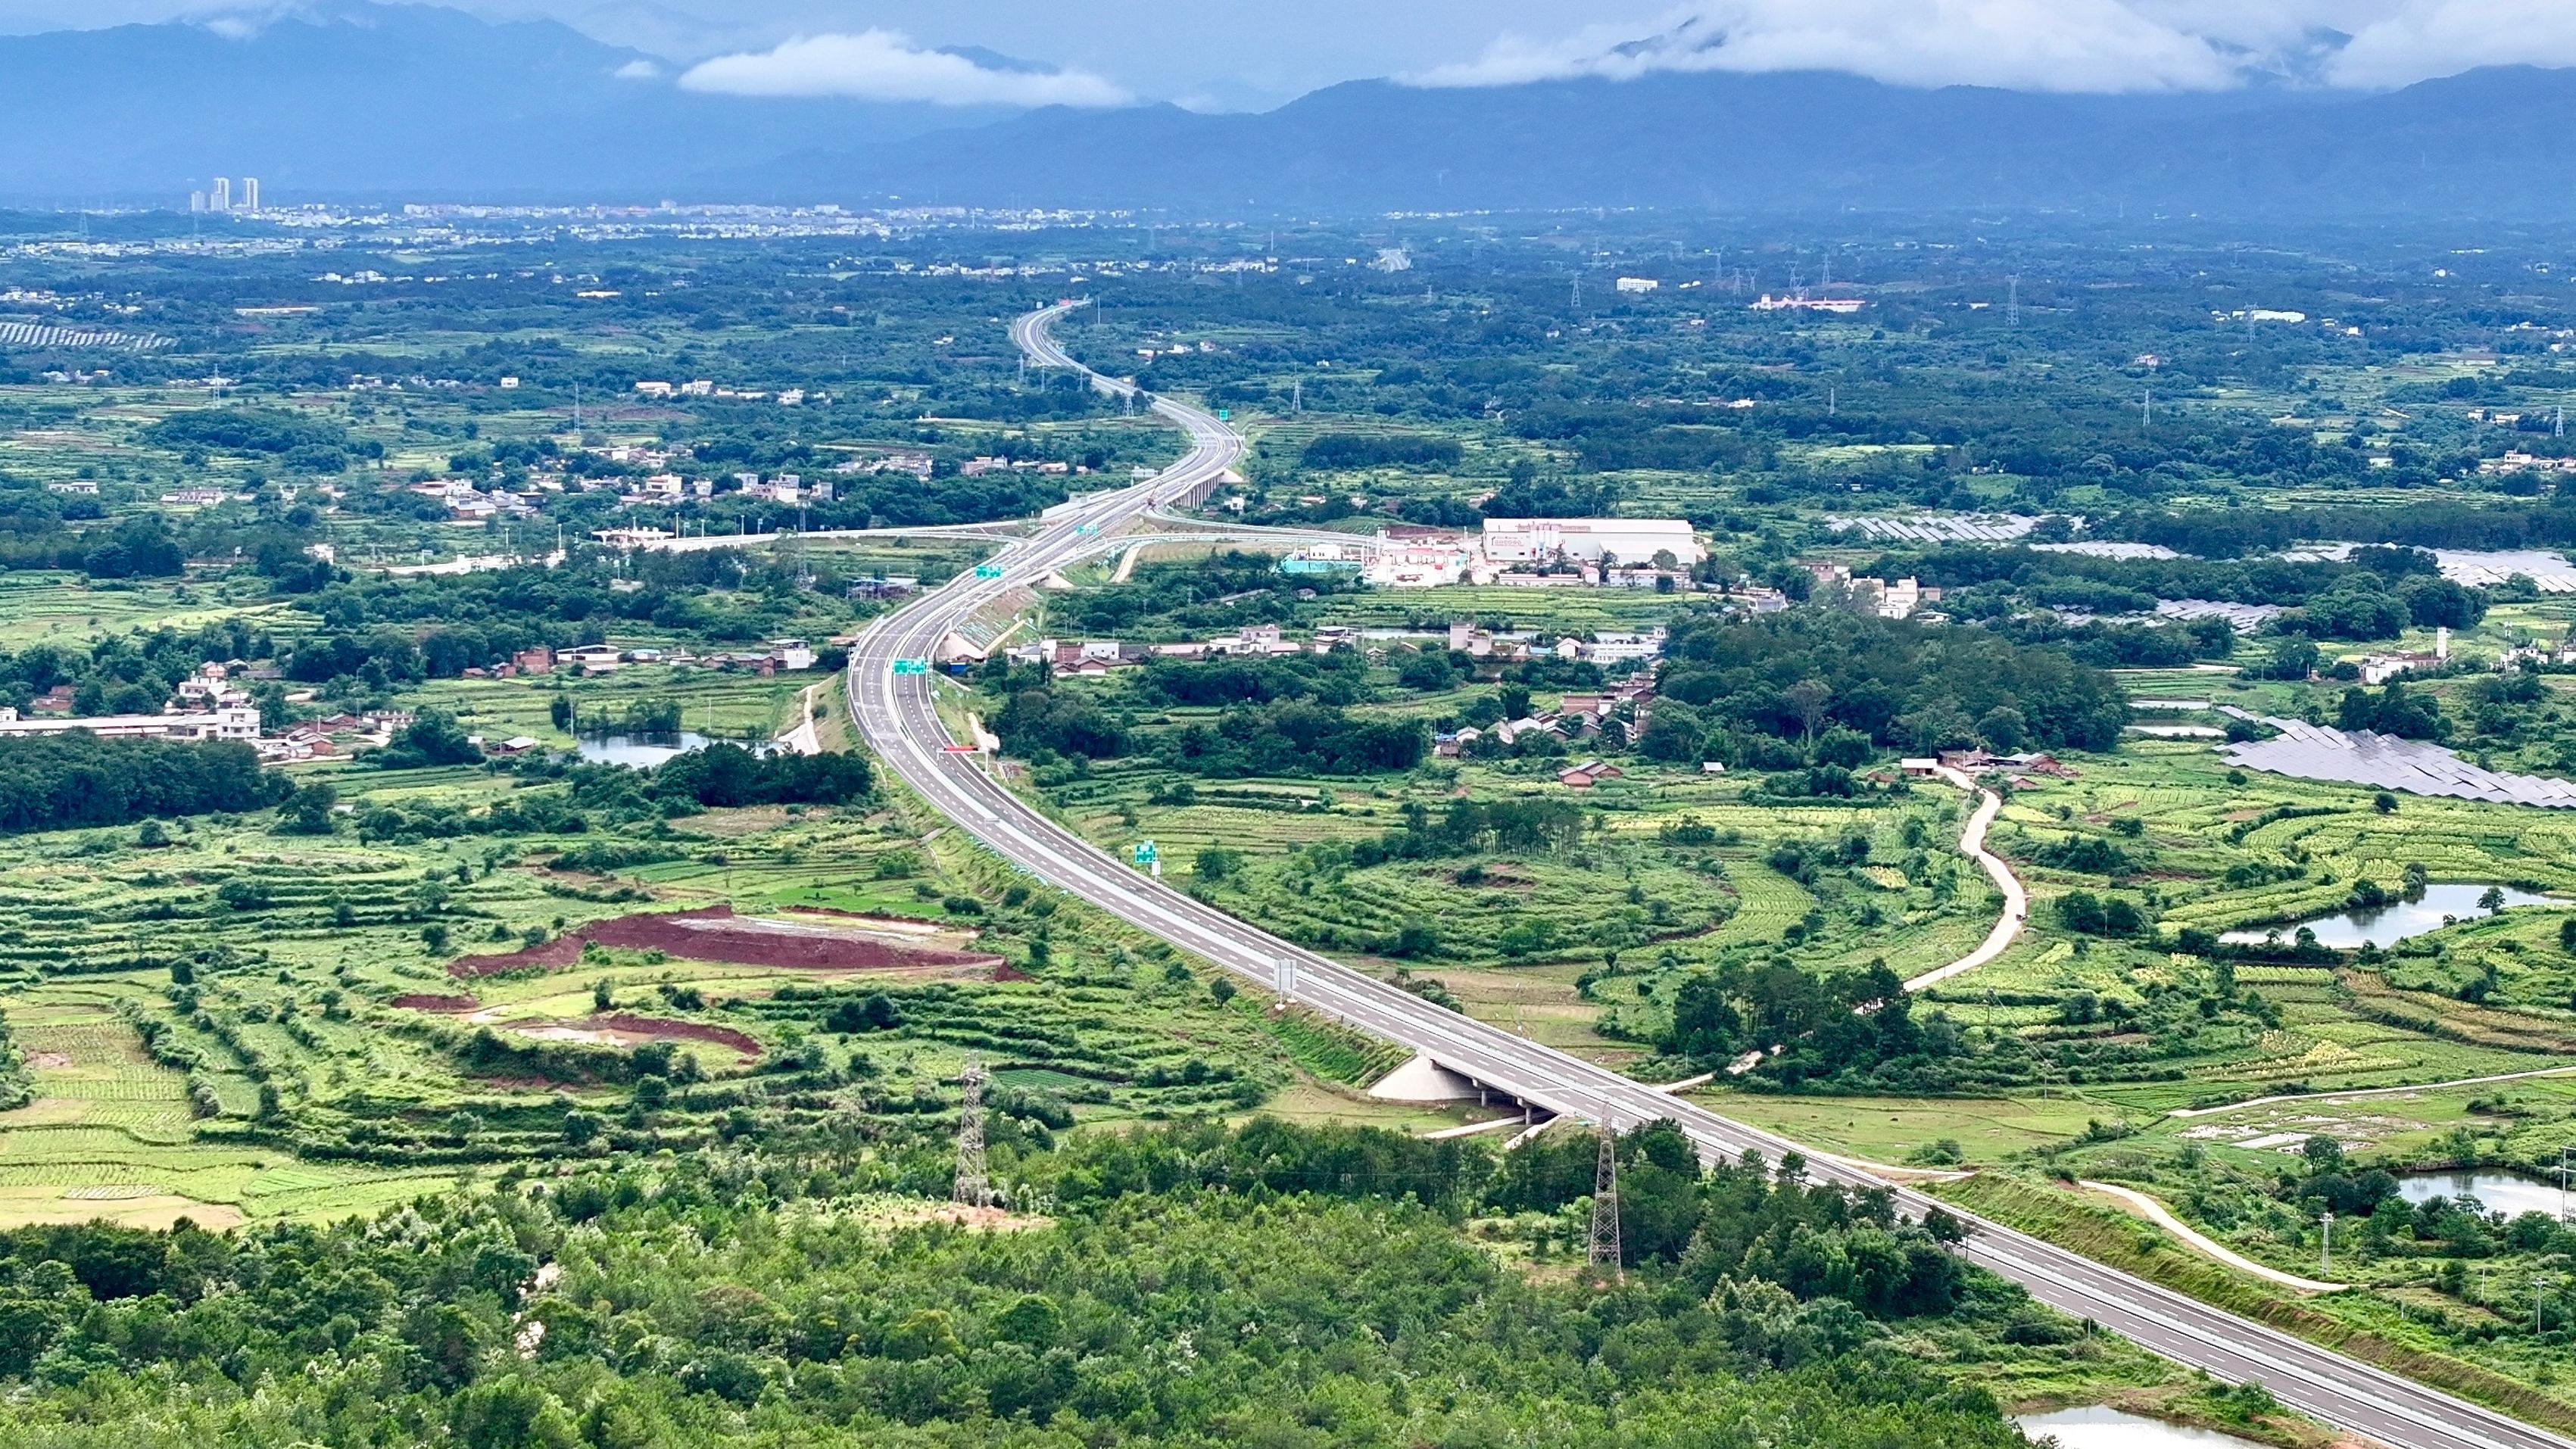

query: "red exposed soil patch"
left=24, top=1051, right=70, bottom=1070
left=992, top=962, right=1033, bottom=983
left=587, top=1014, right=761, bottom=1056
left=392, top=993, right=481, bottom=1012
left=447, top=905, right=1003, bottom=979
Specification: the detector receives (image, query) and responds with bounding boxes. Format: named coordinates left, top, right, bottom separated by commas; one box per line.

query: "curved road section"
left=847, top=303, right=2565, bottom=1449
left=1903, top=767, right=2029, bottom=992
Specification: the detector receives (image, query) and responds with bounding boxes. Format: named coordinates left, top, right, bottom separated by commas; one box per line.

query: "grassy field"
left=0, top=747, right=1452, bottom=1223
left=0, top=572, right=304, bottom=647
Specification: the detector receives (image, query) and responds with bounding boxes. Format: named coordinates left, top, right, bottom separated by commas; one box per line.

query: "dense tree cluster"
left=992, top=681, right=1427, bottom=779
left=1655, top=611, right=2128, bottom=761
left=650, top=743, right=872, bottom=809
left=0, top=734, right=281, bottom=834
left=1661, top=959, right=1960, bottom=1090
left=0, top=1117, right=2035, bottom=1448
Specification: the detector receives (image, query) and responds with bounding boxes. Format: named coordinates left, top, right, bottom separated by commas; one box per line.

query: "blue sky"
left=0, top=0, right=2567, bottom=109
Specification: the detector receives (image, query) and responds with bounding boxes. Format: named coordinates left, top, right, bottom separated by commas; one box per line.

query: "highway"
left=847, top=301, right=2568, bottom=1449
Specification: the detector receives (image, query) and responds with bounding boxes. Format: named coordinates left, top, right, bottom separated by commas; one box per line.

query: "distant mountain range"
left=0, top=3, right=1009, bottom=204
left=6, top=2, right=2575, bottom=220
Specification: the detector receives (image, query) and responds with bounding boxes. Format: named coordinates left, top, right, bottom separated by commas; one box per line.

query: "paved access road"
left=844, top=302, right=2568, bottom=1449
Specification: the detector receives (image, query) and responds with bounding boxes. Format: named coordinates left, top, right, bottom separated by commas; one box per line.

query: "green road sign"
left=1215, top=409, right=1230, bottom=421
left=1133, top=840, right=1158, bottom=866
left=890, top=659, right=929, bottom=675
left=974, top=563, right=1004, bottom=579
left=1075, top=522, right=1099, bottom=535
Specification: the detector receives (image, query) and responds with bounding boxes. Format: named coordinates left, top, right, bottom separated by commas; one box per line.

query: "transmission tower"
left=953, top=1058, right=993, bottom=1208
left=2006, top=276, right=2019, bottom=328
left=1587, top=1117, right=1623, bottom=1282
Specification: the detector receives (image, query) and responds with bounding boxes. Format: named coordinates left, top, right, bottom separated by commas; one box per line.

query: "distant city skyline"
left=0, top=0, right=2568, bottom=110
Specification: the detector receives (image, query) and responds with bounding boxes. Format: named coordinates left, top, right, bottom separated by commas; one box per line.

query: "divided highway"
left=847, top=301, right=2565, bottom=1449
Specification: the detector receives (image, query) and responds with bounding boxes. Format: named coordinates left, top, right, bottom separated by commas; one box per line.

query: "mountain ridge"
left=2, top=2, right=2571, bottom=220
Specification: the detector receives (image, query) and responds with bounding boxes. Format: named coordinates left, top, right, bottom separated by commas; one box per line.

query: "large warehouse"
left=1479, top=517, right=1705, bottom=567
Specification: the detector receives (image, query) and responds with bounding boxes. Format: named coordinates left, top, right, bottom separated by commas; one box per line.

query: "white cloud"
left=677, top=29, right=1131, bottom=106
left=1406, top=0, right=2576, bottom=94
left=612, top=56, right=660, bottom=79
left=2325, top=0, right=2576, bottom=87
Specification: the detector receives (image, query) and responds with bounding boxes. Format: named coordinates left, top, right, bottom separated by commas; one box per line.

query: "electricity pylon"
left=1588, top=1117, right=1622, bottom=1283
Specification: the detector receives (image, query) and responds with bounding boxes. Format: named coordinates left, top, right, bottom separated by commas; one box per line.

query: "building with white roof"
left=1479, top=518, right=1704, bottom=569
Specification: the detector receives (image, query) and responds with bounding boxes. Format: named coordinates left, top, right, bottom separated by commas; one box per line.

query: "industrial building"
left=1477, top=517, right=1704, bottom=568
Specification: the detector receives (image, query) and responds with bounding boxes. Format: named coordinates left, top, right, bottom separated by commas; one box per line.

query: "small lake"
left=2219, top=883, right=2556, bottom=949
left=2397, top=1170, right=2570, bottom=1221
left=577, top=731, right=713, bottom=767
left=2016, top=1406, right=2264, bottom=1448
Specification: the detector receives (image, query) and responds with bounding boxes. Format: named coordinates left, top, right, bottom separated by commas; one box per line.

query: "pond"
left=2218, top=883, right=2556, bottom=950
left=2016, top=1406, right=2265, bottom=1448
left=2397, top=1170, right=2571, bottom=1221
left=577, top=731, right=713, bottom=767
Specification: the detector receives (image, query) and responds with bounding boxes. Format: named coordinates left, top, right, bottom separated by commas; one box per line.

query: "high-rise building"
left=241, top=177, right=259, bottom=212
left=189, top=192, right=206, bottom=213
left=209, top=177, right=230, bottom=212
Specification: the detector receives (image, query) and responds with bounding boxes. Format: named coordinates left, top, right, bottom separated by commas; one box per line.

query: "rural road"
left=843, top=301, right=2570, bottom=1449
left=1903, top=765, right=2030, bottom=991
left=773, top=683, right=823, bottom=756
left=2082, top=1180, right=2350, bottom=1293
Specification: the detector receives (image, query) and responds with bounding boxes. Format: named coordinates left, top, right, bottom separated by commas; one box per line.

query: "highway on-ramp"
left=844, top=302, right=2565, bottom=1449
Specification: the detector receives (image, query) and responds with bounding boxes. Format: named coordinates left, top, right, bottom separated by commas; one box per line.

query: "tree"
left=1636, top=700, right=1707, bottom=763
left=375, top=710, right=484, bottom=770
left=276, top=781, right=338, bottom=834
left=1976, top=706, right=2027, bottom=753
left=2478, top=886, right=2506, bottom=913
left=1784, top=678, right=1833, bottom=740
left=2374, top=792, right=2400, bottom=815
left=2057, top=890, right=2107, bottom=934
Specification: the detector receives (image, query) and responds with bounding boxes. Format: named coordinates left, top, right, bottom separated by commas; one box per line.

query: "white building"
left=241, top=177, right=260, bottom=212
left=0, top=703, right=257, bottom=743
left=1479, top=517, right=1704, bottom=569
left=1614, top=277, right=1659, bottom=294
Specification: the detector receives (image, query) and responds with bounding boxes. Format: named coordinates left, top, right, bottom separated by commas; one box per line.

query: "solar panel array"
left=2222, top=715, right=2576, bottom=809
left=2030, top=541, right=2181, bottom=559
left=2431, top=548, right=2576, bottom=594
left=0, top=320, right=170, bottom=352
left=1825, top=514, right=2037, bottom=544
left=2154, top=599, right=2283, bottom=633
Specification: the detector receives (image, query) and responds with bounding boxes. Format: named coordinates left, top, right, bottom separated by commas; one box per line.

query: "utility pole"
left=1588, top=1116, right=1623, bottom=1284
left=2320, top=1210, right=2334, bottom=1275
left=2537, top=1276, right=2551, bottom=1336
left=2143, top=388, right=2153, bottom=432
left=953, top=1058, right=992, bottom=1208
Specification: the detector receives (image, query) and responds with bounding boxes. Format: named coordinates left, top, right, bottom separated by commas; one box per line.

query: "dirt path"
left=1902, top=766, right=2029, bottom=991
left=2081, top=1179, right=2349, bottom=1293
left=773, top=683, right=822, bottom=756
left=2168, top=1063, right=2576, bottom=1120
